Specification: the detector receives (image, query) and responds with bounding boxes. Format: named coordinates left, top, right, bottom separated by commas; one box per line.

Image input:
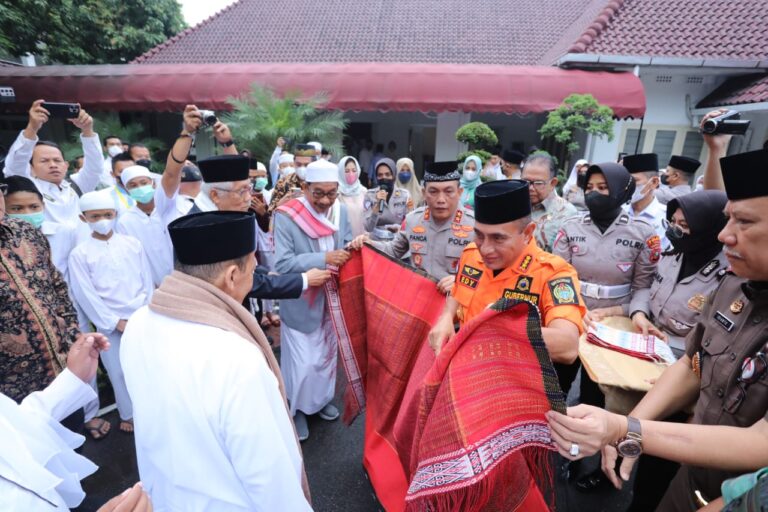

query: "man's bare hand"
left=182, top=105, right=202, bottom=134
left=428, top=316, right=455, bottom=355
left=69, top=106, right=94, bottom=137
left=213, top=122, right=233, bottom=145
left=700, top=109, right=733, bottom=152
left=349, top=233, right=370, bottom=250
left=325, top=250, right=351, bottom=266
left=306, top=268, right=332, bottom=287
left=97, top=482, right=153, bottom=512
left=67, top=333, right=110, bottom=383
left=437, top=275, right=455, bottom=295
left=26, top=99, right=49, bottom=135
left=250, top=195, right=266, bottom=216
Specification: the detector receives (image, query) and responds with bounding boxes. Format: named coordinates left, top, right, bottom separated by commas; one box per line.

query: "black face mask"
left=585, top=191, right=623, bottom=232
left=378, top=179, right=394, bottom=193
left=666, top=225, right=712, bottom=255
left=660, top=173, right=670, bottom=186
left=576, top=173, right=588, bottom=189
left=135, top=159, right=151, bottom=168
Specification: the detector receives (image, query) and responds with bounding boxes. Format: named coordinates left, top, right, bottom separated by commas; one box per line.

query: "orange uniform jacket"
left=452, top=238, right=586, bottom=333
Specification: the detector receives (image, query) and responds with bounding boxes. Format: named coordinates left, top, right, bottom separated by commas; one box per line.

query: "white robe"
left=121, top=307, right=311, bottom=512
left=116, top=186, right=180, bottom=287
left=0, top=369, right=98, bottom=511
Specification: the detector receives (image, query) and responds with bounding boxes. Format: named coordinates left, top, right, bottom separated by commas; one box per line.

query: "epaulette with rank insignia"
left=617, top=214, right=630, bottom=225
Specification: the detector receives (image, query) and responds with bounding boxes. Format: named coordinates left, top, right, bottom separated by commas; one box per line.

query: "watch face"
left=618, top=439, right=642, bottom=458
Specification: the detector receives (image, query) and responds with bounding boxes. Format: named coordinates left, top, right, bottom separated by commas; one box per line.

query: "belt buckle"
left=583, top=283, right=597, bottom=298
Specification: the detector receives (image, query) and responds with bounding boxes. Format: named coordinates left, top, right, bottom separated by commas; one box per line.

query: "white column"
left=434, top=112, right=470, bottom=162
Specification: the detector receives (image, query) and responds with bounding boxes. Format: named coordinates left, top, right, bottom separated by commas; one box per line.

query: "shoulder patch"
left=617, top=214, right=630, bottom=225
left=582, top=214, right=592, bottom=224
left=700, top=259, right=720, bottom=277
left=519, top=255, right=533, bottom=272
left=646, top=235, right=661, bottom=264
left=548, top=277, right=579, bottom=305
left=459, top=264, right=483, bottom=289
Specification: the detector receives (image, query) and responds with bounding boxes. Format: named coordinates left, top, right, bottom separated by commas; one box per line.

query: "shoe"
left=294, top=412, right=309, bottom=442
left=318, top=403, right=340, bottom=421
left=575, top=467, right=610, bottom=492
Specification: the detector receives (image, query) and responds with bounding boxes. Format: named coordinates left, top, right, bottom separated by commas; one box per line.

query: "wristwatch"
left=219, top=139, right=235, bottom=147
left=616, top=416, right=643, bottom=458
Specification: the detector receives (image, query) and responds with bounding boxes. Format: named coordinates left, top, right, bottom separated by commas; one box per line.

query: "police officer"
left=428, top=180, right=586, bottom=377
left=363, top=158, right=411, bottom=234
left=655, top=155, right=699, bottom=205
left=351, top=163, right=474, bottom=294
left=545, top=148, right=768, bottom=512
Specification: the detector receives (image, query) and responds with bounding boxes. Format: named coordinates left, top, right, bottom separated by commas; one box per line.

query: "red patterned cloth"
left=276, top=197, right=335, bottom=239
left=331, top=246, right=566, bottom=511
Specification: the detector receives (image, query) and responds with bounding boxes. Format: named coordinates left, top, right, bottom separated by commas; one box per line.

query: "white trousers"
left=102, top=330, right=133, bottom=421
left=280, top=310, right=337, bottom=416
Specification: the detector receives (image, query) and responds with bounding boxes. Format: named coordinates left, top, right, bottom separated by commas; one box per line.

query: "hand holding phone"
left=41, top=102, right=80, bottom=119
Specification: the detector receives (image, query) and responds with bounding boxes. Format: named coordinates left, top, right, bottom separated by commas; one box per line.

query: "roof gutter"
left=556, top=53, right=768, bottom=72
left=692, top=102, right=768, bottom=115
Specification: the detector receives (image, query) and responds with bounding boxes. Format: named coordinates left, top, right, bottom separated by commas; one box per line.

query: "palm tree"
left=223, top=84, right=347, bottom=162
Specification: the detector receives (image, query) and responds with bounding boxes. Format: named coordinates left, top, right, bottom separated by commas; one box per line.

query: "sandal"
left=85, top=418, right=111, bottom=440
left=119, top=419, right=134, bottom=433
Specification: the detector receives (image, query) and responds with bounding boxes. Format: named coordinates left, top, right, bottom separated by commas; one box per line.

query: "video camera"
left=701, top=110, right=750, bottom=136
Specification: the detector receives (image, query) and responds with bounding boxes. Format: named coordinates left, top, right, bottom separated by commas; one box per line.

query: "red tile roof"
left=569, top=0, right=768, bottom=61
left=132, top=0, right=607, bottom=65
left=698, top=74, right=768, bottom=108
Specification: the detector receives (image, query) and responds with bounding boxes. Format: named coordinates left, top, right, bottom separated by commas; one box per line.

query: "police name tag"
left=714, top=311, right=735, bottom=332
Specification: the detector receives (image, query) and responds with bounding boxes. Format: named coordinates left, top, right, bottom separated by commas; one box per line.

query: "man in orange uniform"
left=429, top=180, right=587, bottom=387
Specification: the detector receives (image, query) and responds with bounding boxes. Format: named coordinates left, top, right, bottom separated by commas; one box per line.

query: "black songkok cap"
left=623, top=153, right=659, bottom=173
left=198, top=155, right=249, bottom=183
left=423, top=161, right=461, bottom=182
left=502, top=149, right=526, bottom=165
left=474, top=180, right=531, bottom=224
left=169, top=211, right=255, bottom=265
left=248, top=158, right=260, bottom=170
left=720, top=148, right=768, bottom=201
left=668, top=155, right=700, bottom=175
left=180, top=164, right=202, bottom=183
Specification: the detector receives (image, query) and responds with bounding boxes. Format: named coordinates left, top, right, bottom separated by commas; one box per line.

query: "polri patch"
left=548, top=277, right=578, bottom=306
left=646, top=235, right=661, bottom=264
left=714, top=311, right=735, bottom=332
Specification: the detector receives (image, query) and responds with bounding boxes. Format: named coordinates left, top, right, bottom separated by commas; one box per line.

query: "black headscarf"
left=375, top=158, right=397, bottom=197
left=665, top=190, right=728, bottom=281
left=582, top=162, right=636, bottom=232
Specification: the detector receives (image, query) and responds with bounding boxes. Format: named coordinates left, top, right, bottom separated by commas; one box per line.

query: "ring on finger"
left=569, top=442, right=580, bottom=457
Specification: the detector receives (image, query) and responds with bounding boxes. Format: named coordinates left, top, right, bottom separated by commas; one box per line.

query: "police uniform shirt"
left=452, top=237, right=586, bottom=330
left=645, top=251, right=729, bottom=352
left=553, top=212, right=659, bottom=315
left=371, top=206, right=475, bottom=280
left=363, top=187, right=411, bottom=232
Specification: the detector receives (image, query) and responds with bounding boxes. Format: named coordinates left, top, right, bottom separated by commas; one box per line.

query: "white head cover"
left=564, top=159, right=590, bottom=194
left=79, top=190, right=115, bottom=212
left=278, top=153, right=295, bottom=164
left=120, top=165, right=152, bottom=187
left=256, top=161, right=267, bottom=172
left=305, top=159, right=339, bottom=183
left=307, top=141, right=322, bottom=153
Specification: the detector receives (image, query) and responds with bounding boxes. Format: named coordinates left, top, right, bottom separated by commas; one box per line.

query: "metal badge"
left=730, top=299, right=745, bottom=315
left=687, top=294, right=707, bottom=313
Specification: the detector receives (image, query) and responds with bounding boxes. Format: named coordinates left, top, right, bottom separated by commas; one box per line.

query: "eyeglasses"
left=725, top=352, right=768, bottom=413
left=214, top=186, right=251, bottom=198
left=310, top=189, right=338, bottom=200
left=522, top=179, right=549, bottom=189
left=0, top=183, right=7, bottom=196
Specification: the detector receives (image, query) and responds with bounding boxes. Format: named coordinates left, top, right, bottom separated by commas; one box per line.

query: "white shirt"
left=625, top=196, right=669, bottom=249
left=41, top=220, right=82, bottom=285
left=121, top=308, right=311, bottom=512
left=116, top=187, right=179, bottom=287
left=0, top=370, right=98, bottom=511
left=4, top=130, right=103, bottom=230
left=268, top=146, right=282, bottom=189
left=68, top=233, right=154, bottom=333
left=175, top=194, right=197, bottom=217
left=101, top=157, right=117, bottom=188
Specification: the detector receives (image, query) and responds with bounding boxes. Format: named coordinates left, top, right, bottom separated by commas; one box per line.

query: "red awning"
left=0, top=62, right=645, bottom=118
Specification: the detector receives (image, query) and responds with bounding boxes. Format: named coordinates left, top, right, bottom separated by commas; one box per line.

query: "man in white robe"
left=121, top=210, right=311, bottom=511
left=273, top=159, right=353, bottom=440
left=68, top=190, right=155, bottom=434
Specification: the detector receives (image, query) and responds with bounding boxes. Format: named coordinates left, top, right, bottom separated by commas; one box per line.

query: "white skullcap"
left=256, top=161, right=267, bottom=172
left=307, top=141, right=322, bottom=153
left=120, top=165, right=152, bottom=187
left=278, top=153, right=295, bottom=164
left=305, top=159, right=339, bottom=183
left=79, top=190, right=115, bottom=213
left=575, top=159, right=589, bottom=167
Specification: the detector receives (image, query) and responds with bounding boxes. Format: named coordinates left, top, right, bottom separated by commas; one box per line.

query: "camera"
left=701, top=110, right=751, bottom=136
left=198, top=109, right=218, bottom=127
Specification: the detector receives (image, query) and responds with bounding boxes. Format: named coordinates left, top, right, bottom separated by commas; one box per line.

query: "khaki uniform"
left=371, top=206, right=475, bottom=280
left=644, top=251, right=729, bottom=353
left=657, top=275, right=766, bottom=511
left=553, top=213, right=659, bottom=316
left=531, top=193, right=578, bottom=252
left=363, top=187, right=411, bottom=232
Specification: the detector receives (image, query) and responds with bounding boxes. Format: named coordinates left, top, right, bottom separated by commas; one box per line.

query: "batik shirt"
left=268, top=173, right=304, bottom=216
left=531, top=193, right=578, bottom=253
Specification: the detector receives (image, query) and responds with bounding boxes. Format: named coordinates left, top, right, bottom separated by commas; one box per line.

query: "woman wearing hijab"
left=337, top=156, right=368, bottom=237
left=363, top=158, right=412, bottom=235
left=563, top=159, right=590, bottom=211
left=395, top=158, right=423, bottom=207
left=459, top=155, right=482, bottom=210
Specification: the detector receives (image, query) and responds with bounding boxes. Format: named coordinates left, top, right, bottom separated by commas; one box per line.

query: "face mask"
left=89, top=218, right=115, bottom=236
left=345, top=173, right=358, bottom=185
left=660, top=174, right=670, bottom=186
left=576, top=173, right=588, bottom=189
left=463, top=170, right=478, bottom=181
left=281, top=166, right=295, bottom=176
left=107, top=145, right=123, bottom=158
left=128, top=184, right=155, bottom=204
left=630, top=182, right=650, bottom=204
left=253, top=177, right=268, bottom=191
left=398, top=171, right=412, bottom=183
left=378, top=179, right=394, bottom=193
left=135, top=159, right=151, bottom=169
left=296, top=166, right=307, bottom=180
left=584, top=191, right=616, bottom=216
left=9, top=211, right=44, bottom=229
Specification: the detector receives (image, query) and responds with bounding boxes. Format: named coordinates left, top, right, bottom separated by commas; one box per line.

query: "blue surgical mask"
left=398, top=171, right=412, bottom=183
left=129, top=184, right=155, bottom=204
left=253, top=177, right=268, bottom=191
left=9, top=211, right=45, bottom=229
